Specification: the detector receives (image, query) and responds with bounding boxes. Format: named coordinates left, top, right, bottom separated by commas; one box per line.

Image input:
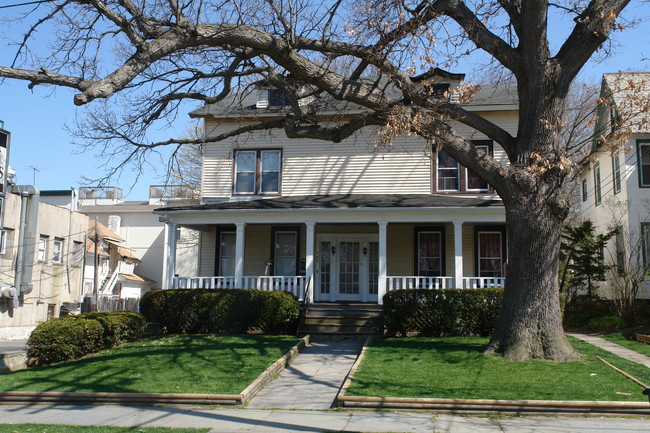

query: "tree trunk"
left=486, top=191, right=579, bottom=361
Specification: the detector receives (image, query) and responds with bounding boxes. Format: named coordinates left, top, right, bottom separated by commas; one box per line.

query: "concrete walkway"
left=247, top=335, right=365, bottom=409
left=568, top=333, right=650, bottom=369
left=2, top=405, right=650, bottom=432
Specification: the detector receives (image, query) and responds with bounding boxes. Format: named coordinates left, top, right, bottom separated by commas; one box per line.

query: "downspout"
left=12, top=185, right=39, bottom=308
left=65, top=187, right=74, bottom=294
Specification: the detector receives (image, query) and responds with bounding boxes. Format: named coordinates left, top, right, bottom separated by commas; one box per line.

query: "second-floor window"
left=612, top=154, right=621, bottom=195
left=594, top=161, right=602, bottom=206
left=234, top=149, right=281, bottom=195
left=52, top=238, right=64, bottom=264
left=434, top=141, right=492, bottom=193
left=638, top=140, right=650, bottom=187
left=38, top=235, right=48, bottom=262
left=581, top=178, right=588, bottom=202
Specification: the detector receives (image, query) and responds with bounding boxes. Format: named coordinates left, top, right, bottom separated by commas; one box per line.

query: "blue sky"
left=0, top=3, right=649, bottom=200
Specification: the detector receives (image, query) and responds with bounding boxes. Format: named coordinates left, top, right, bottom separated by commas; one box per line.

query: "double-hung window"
left=594, top=161, right=602, bottom=206
left=217, top=230, right=236, bottom=276
left=434, top=140, right=492, bottom=192
left=637, top=140, right=650, bottom=187
left=234, top=149, right=281, bottom=195
left=581, top=178, right=588, bottom=202
left=273, top=228, right=299, bottom=276
left=38, top=235, right=48, bottom=262
left=476, top=227, right=506, bottom=278
left=415, top=228, right=444, bottom=277
left=52, top=238, right=64, bottom=264
left=612, top=154, right=622, bottom=195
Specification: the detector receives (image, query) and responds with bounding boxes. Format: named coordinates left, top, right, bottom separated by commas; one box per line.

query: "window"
left=612, top=154, right=622, bottom=195
left=475, top=227, right=506, bottom=278
left=52, top=238, right=64, bottom=264
left=217, top=230, right=236, bottom=276
left=0, top=229, right=13, bottom=256
left=434, top=141, right=492, bottom=192
left=593, top=161, right=602, bottom=206
left=38, top=235, right=48, bottom=262
left=415, top=228, right=444, bottom=276
left=233, top=149, right=281, bottom=195
left=637, top=140, right=650, bottom=187
left=271, top=227, right=300, bottom=276
left=642, top=223, right=650, bottom=268
left=581, top=178, right=588, bottom=202
left=71, top=241, right=84, bottom=267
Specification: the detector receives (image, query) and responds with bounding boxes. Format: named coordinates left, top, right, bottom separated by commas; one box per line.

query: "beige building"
left=0, top=189, right=88, bottom=340
left=156, top=71, right=516, bottom=303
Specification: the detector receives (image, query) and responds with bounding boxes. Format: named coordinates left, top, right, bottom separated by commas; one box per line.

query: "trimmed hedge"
left=383, top=288, right=504, bottom=336
left=139, top=289, right=300, bottom=334
left=27, top=311, right=146, bottom=366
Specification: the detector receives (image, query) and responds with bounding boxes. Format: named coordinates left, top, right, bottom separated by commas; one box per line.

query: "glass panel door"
left=368, top=241, right=379, bottom=296
left=338, top=241, right=361, bottom=300
left=319, top=241, right=331, bottom=295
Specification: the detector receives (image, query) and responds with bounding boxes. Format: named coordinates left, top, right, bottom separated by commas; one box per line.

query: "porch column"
left=235, top=222, right=246, bottom=288
left=378, top=221, right=388, bottom=305
left=305, top=222, right=315, bottom=303
left=163, top=222, right=177, bottom=289
left=453, top=220, right=463, bottom=289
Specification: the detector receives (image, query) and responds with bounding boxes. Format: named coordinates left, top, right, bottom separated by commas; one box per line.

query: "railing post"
left=378, top=221, right=388, bottom=305
left=305, top=222, right=315, bottom=303
left=163, top=222, right=178, bottom=289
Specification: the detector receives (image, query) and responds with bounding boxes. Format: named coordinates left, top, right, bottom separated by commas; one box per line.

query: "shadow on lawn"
left=0, top=334, right=298, bottom=394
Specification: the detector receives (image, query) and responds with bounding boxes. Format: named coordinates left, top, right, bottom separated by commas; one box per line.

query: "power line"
left=0, top=0, right=52, bottom=9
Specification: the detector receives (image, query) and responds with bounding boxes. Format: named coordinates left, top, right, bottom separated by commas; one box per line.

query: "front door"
left=315, top=235, right=379, bottom=303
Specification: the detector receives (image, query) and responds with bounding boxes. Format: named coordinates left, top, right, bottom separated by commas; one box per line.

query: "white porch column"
left=163, top=222, right=178, bottom=289
left=378, top=221, right=388, bottom=304
left=235, top=222, right=246, bottom=288
left=305, top=222, right=315, bottom=303
left=453, top=220, right=464, bottom=289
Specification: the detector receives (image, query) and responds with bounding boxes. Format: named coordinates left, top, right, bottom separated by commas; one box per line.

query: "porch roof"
left=156, top=194, right=503, bottom=212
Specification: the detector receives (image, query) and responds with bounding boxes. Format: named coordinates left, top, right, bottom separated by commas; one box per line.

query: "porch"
left=156, top=194, right=507, bottom=304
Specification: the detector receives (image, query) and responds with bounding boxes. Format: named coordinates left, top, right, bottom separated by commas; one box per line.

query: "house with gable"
left=578, top=72, right=650, bottom=299
left=155, top=70, right=517, bottom=305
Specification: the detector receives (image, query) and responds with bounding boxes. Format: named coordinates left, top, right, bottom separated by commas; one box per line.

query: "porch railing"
left=386, top=276, right=454, bottom=291
left=171, top=276, right=307, bottom=299
left=462, top=277, right=506, bottom=288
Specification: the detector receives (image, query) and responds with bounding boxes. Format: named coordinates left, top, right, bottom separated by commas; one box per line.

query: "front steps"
left=300, top=303, right=383, bottom=336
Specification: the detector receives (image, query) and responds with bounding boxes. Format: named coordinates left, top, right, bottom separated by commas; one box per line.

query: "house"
left=83, top=219, right=154, bottom=301
left=0, top=187, right=88, bottom=340
left=154, top=71, right=517, bottom=304
left=578, top=72, right=650, bottom=299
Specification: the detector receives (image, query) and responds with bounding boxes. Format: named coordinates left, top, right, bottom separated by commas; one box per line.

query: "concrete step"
left=301, top=324, right=381, bottom=334
left=304, top=317, right=379, bottom=326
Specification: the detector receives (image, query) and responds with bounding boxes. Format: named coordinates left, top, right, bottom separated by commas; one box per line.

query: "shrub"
left=587, top=315, right=627, bottom=330
left=27, top=311, right=146, bottom=366
left=383, top=288, right=504, bottom=336
left=27, top=318, right=104, bottom=365
left=139, top=289, right=300, bottom=334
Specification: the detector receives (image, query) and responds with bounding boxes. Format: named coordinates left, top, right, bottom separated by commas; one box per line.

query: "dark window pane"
left=261, top=172, right=279, bottom=193
left=235, top=173, right=255, bottom=193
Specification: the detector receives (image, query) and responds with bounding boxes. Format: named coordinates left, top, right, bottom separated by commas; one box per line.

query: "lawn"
left=345, top=336, right=650, bottom=402
left=0, top=334, right=298, bottom=394
left=0, top=426, right=209, bottom=433
left=601, top=333, right=650, bottom=357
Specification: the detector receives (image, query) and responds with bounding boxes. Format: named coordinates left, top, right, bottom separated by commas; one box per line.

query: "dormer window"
left=256, top=89, right=291, bottom=109
left=233, top=149, right=282, bottom=195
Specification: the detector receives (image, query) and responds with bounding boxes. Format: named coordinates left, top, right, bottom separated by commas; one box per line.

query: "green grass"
left=0, top=334, right=298, bottom=394
left=346, top=336, right=650, bottom=401
left=0, top=425, right=209, bottom=433
left=601, top=333, right=650, bottom=357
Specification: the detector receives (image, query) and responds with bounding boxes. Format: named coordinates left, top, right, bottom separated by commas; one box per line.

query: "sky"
left=0, top=2, right=649, bottom=200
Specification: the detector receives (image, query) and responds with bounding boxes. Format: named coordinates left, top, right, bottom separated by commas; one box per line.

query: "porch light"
left=331, top=246, right=336, bottom=255
left=362, top=247, right=368, bottom=256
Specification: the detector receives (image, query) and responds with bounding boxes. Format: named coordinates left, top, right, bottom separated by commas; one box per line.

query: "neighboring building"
left=84, top=219, right=154, bottom=300
left=578, top=72, right=650, bottom=299
left=155, top=71, right=517, bottom=303
left=0, top=188, right=88, bottom=340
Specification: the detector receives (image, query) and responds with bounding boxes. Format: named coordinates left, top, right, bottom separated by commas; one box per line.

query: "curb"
left=0, top=335, right=310, bottom=406
left=336, top=338, right=650, bottom=415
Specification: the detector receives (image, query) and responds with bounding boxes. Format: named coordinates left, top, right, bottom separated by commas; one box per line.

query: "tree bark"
left=486, top=187, right=579, bottom=361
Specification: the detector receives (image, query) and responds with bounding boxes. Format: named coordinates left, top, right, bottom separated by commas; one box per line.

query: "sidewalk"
left=568, top=333, right=650, bottom=369
left=247, top=335, right=365, bottom=409
left=1, top=404, right=650, bottom=432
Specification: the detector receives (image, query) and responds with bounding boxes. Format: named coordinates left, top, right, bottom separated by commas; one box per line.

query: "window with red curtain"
left=478, top=232, right=503, bottom=277
left=418, top=231, right=442, bottom=276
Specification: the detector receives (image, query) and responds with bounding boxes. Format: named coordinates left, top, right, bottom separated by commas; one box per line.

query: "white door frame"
left=315, top=233, right=379, bottom=303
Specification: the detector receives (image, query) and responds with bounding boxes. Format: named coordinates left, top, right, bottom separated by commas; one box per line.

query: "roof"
left=157, top=194, right=503, bottom=212
left=117, top=246, right=141, bottom=262
left=602, top=72, right=650, bottom=133
left=85, top=238, right=109, bottom=256
left=119, top=273, right=155, bottom=283
left=79, top=201, right=157, bottom=213
left=88, top=220, right=124, bottom=243
left=41, top=190, right=74, bottom=197
left=189, top=82, right=518, bottom=119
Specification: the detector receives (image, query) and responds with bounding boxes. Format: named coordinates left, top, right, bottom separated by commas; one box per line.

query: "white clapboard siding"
left=201, top=110, right=517, bottom=199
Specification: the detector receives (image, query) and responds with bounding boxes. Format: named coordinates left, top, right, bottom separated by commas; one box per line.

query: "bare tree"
left=0, top=0, right=642, bottom=360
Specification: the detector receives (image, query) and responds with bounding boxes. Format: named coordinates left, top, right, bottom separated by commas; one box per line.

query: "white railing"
left=462, top=277, right=505, bottom=289
left=99, top=270, right=121, bottom=296
left=171, top=275, right=306, bottom=300
left=386, top=276, right=454, bottom=291
left=172, top=276, right=236, bottom=289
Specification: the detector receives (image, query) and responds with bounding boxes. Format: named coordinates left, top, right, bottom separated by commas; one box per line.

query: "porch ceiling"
left=155, top=194, right=505, bottom=226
